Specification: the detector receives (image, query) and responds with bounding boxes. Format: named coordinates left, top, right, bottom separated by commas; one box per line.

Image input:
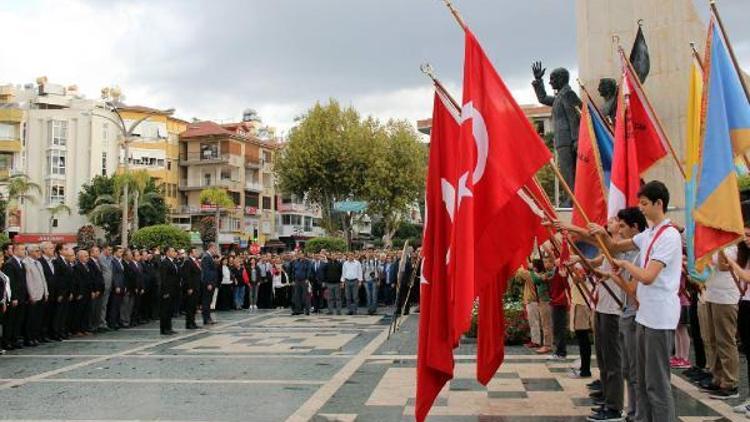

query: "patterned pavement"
left=0, top=309, right=745, bottom=421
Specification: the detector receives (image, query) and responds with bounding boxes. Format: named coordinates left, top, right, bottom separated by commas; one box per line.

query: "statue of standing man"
left=531, top=62, right=581, bottom=206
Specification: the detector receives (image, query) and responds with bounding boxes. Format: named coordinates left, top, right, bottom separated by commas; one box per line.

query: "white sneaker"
left=547, top=354, right=566, bottom=361
left=734, top=400, right=750, bottom=414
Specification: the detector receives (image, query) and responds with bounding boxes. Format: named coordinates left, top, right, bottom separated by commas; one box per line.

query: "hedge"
left=304, top=237, right=347, bottom=253
left=131, top=224, right=191, bottom=250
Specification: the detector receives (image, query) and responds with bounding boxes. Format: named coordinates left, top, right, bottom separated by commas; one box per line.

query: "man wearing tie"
left=200, top=243, right=219, bottom=325
left=72, top=250, right=94, bottom=335
left=51, top=245, right=74, bottom=340
left=159, top=247, right=179, bottom=335
left=87, top=247, right=105, bottom=332
left=108, top=247, right=125, bottom=330
left=38, top=242, right=57, bottom=341
left=2, top=244, right=28, bottom=349
left=181, top=247, right=201, bottom=329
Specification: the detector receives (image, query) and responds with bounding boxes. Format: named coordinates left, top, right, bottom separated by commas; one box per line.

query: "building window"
left=102, top=123, right=109, bottom=147
left=204, top=173, right=211, bottom=186
left=101, top=152, right=107, bottom=176
left=246, top=193, right=259, bottom=208
left=48, top=184, right=65, bottom=205
left=167, top=160, right=172, bottom=171
left=52, top=218, right=58, bottom=228
left=533, top=120, right=545, bottom=136
left=49, top=120, right=68, bottom=147
left=262, top=196, right=272, bottom=210
left=0, top=123, right=17, bottom=139
left=220, top=170, right=231, bottom=181
left=262, top=151, right=272, bottom=163
left=48, top=150, right=66, bottom=175
left=200, top=143, right=218, bottom=159
left=304, top=216, right=312, bottom=232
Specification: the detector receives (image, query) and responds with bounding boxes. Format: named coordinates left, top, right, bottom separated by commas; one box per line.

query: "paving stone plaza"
left=0, top=309, right=744, bottom=421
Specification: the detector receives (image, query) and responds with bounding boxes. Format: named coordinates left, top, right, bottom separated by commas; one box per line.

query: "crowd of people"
left=520, top=181, right=750, bottom=421
left=0, top=240, right=420, bottom=354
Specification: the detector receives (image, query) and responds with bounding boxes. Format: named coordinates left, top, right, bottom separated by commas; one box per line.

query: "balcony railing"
left=179, top=152, right=231, bottom=165
left=245, top=181, right=263, bottom=192
left=179, top=178, right=241, bottom=190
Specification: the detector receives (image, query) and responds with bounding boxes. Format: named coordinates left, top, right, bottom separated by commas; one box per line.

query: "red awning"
left=13, top=233, right=78, bottom=244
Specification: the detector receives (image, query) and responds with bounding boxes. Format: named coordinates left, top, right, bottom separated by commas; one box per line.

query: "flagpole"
left=543, top=228, right=595, bottom=309
left=522, top=183, right=624, bottom=308
left=710, top=0, right=750, bottom=103
left=577, top=79, right=615, bottom=133
left=689, top=42, right=705, bottom=74
left=421, top=63, right=461, bottom=111
left=618, top=46, right=687, bottom=179
left=442, top=0, right=467, bottom=31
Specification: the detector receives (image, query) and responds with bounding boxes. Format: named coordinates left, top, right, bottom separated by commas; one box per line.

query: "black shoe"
left=186, top=325, right=198, bottom=330
left=708, top=387, right=739, bottom=400
left=587, top=408, right=624, bottom=421
left=166, top=330, right=177, bottom=335
left=699, top=381, right=721, bottom=393
left=589, top=391, right=604, bottom=399
left=587, top=380, right=602, bottom=389
left=304, top=311, right=310, bottom=316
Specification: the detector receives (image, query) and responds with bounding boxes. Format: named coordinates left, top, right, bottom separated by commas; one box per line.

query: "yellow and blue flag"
left=694, top=18, right=750, bottom=266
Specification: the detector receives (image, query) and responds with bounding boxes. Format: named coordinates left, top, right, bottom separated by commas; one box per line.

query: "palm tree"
left=123, top=170, right=150, bottom=231
left=87, top=193, right=121, bottom=226
left=0, top=174, right=41, bottom=233
left=46, top=203, right=71, bottom=233
left=199, top=187, right=235, bottom=240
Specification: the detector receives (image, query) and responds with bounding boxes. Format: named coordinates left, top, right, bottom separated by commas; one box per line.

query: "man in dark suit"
left=159, top=247, right=179, bottom=335
left=200, top=243, right=219, bottom=325
left=72, top=250, right=94, bottom=335
left=2, top=244, right=28, bottom=349
left=310, top=254, right=327, bottom=313
left=51, top=246, right=74, bottom=340
left=181, top=247, right=201, bottom=329
left=87, top=246, right=105, bottom=332
left=108, top=247, right=125, bottom=330
left=38, top=242, right=57, bottom=341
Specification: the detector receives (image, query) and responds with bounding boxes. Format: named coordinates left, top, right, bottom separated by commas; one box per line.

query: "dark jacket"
left=39, top=256, right=56, bottom=298
left=200, top=253, right=218, bottom=286
left=292, top=259, right=311, bottom=282
left=3, top=256, right=28, bottom=302
left=159, top=258, right=180, bottom=298
left=111, top=258, right=125, bottom=291
left=124, top=260, right=142, bottom=293
left=73, top=261, right=93, bottom=298
left=181, top=257, right=201, bottom=293
left=323, top=260, right=342, bottom=284
left=52, top=257, right=73, bottom=299
left=87, top=259, right=105, bottom=294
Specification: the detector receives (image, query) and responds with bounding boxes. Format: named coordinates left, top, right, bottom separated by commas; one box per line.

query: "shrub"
left=77, top=225, right=97, bottom=249
left=0, top=233, right=9, bottom=250
left=464, top=299, right=530, bottom=345
left=304, top=237, right=347, bottom=253
left=131, top=224, right=191, bottom=250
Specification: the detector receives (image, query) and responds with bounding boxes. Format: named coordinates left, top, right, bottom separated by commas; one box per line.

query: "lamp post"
left=90, top=100, right=174, bottom=248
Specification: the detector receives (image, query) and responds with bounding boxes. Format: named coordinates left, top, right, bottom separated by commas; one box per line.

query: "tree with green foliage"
left=198, top=187, right=234, bottom=240
left=0, top=174, right=41, bottom=233
left=275, top=100, right=370, bottom=237
left=78, top=174, right=167, bottom=244
left=198, top=216, right=216, bottom=246
left=304, top=236, right=348, bottom=253
left=363, top=120, right=426, bottom=247
left=131, top=224, right=191, bottom=250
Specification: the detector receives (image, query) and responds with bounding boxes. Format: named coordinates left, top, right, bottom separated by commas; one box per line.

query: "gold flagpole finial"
left=637, top=19, right=644, bottom=27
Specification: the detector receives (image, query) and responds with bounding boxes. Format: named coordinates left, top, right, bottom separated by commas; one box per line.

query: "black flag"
left=629, top=24, right=650, bottom=83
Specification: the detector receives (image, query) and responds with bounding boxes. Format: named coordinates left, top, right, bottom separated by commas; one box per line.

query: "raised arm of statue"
left=531, top=61, right=554, bottom=106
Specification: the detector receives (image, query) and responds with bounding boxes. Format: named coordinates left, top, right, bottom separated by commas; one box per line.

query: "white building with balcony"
left=276, top=194, right=324, bottom=249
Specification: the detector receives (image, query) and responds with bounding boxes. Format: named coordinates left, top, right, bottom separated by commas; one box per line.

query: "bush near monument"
left=304, top=237, right=348, bottom=253
left=131, top=224, right=191, bottom=250
left=76, top=225, right=97, bottom=249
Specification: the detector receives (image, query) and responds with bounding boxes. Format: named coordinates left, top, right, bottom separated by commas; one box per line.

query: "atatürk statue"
left=598, top=78, right=618, bottom=126
left=532, top=62, right=581, bottom=205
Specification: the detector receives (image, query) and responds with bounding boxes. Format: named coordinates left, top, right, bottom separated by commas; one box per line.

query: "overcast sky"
left=0, top=0, right=748, bottom=134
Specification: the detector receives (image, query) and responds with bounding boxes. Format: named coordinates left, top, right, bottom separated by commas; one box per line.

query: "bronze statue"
left=598, top=78, right=618, bottom=126
left=532, top=62, right=581, bottom=206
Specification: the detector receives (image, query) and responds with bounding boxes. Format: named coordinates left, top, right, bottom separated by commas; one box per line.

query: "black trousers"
left=575, top=329, right=592, bottom=376
left=184, top=292, right=197, bottom=327
left=107, top=292, right=122, bottom=328
left=160, top=296, right=173, bottom=333
left=71, top=298, right=90, bottom=333
left=40, top=300, right=52, bottom=339
left=311, top=281, right=324, bottom=312
left=738, top=300, right=750, bottom=385
left=551, top=305, right=568, bottom=357
left=24, top=301, right=44, bottom=342
left=51, top=298, right=69, bottom=337
left=688, top=294, right=706, bottom=369
left=2, top=302, right=26, bottom=345
left=201, top=285, right=213, bottom=323
left=291, top=280, right=310, bottom=314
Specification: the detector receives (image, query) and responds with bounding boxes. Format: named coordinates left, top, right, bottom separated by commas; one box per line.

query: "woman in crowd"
left=232, top=258, right=246, bottom=311
left=245, top=258, right=261, bottom=311
left=256, top=258, right=274, bottom=309
left=272, top=261, right=290, bottom=309
left=216, top=257, right=234, bottom=311
left=671, top=272, right=692, bottom=369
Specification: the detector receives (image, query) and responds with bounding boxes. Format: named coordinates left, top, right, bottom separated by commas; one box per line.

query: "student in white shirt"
left=340, top=254, right=363, bottom=315
left=592, top=181, right=681, bottom=422
left=724, top=222, right=750, bottom=414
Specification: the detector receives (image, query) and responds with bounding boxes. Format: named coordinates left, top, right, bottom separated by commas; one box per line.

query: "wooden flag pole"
left=710, top=0, right=750, bottom=103
left=421, top=63, right=461, bottom=111
left=522, top=183, right=623, bottom=308
left=618, top=46, right=687, bottom=179
left=442, top=0, right=468, bottom=31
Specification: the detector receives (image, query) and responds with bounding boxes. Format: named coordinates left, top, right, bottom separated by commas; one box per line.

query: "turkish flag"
left=416, top=88, right=461, bottom=422
left=455, top=30, right=552, bottom=385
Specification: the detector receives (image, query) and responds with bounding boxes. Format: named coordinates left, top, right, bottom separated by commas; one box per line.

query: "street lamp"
left=87, top=102, right=174, bottom=248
